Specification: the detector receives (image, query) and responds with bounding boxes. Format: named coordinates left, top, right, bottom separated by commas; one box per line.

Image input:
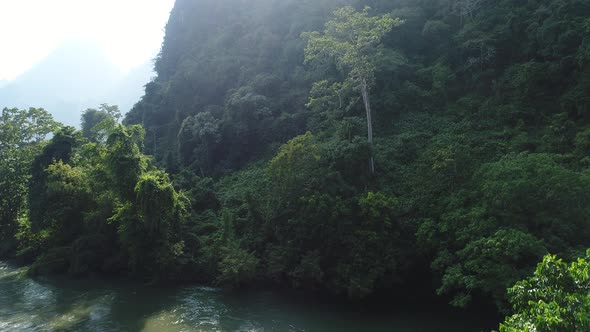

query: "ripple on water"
left=0, top=266, right=26, bottom=283
left=0, top=314, right=40, bottom=332
left=178, top=287, right=227, bottom=330
left=23, top=280, right=54, bottom=302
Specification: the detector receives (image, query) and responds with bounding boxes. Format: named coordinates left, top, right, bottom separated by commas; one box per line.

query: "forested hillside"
left=127, top=0, right=590, bottom=306
left=2, top=0, right=590, bottom=329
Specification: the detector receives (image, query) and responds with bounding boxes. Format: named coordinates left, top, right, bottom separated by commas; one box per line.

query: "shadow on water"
left=0, top=262, right=499, bottom=332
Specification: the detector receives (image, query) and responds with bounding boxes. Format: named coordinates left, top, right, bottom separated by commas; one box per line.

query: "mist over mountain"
left=106, top=60, right=155, bottom=114
left=0, top=40, right=153, bottom=127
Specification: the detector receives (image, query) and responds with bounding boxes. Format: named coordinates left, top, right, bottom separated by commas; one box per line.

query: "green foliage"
left=499, top=251, right=590, bottom=332
left=28, top=126, right=83, bottom=233
left=113, top=147, right=186, bottom=277
left=117, top=0, right=590, bottom=304
left=268, top=132, right=320, bottom=197
left=124, top=0, right=344, bottom=171
left=358, top=191, right=397, bottom=226
left=28, top=247, right=71, bottom=276
left=0, top=107, right=58, bottom=255
left=3, top=0, right=590, bottom=319
left=177, top=111, right=221, bottom=175
left=302, top=6, right=402, bottom=87
left=106, top=125, right=147, bottom=200
left=135, top=170, right=182, bottom=234
left=303, top=6, right=403, bottom=173
left=339, top=191, right=400, bottom=298
left=43, top=161, right=91, bottom=244
left=306, top=80, right=364, bottom=135
left=478, top=154, right=590, bottom=243
left=423, top=153, right=590, bottom=308
left=1, top=112, right=189, bottom=280
left=217, top=240, right=259, bottom=288
left=81, top=104, right=121, bottom=143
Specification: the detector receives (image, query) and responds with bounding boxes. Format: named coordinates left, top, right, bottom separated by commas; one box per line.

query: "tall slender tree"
left=302, top=6, right=402, bottom=174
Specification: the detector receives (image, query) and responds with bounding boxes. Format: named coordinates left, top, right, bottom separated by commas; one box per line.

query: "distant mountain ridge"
left=0, top=40, right=153, bottom=127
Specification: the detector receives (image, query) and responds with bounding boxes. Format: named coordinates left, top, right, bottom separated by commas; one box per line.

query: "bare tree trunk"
left=152, top=130, right=157, bottom=156
left=360, top=80, right=375, bottom=175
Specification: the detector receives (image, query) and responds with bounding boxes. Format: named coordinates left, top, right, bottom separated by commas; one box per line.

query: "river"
left=0, top=262, right=496, bottom=331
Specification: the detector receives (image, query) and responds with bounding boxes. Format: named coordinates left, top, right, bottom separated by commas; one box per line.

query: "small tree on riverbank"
left=498, top=250, right=590, bottom=331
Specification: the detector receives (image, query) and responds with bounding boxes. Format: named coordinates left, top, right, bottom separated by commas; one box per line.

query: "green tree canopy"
left=499, top=250, right=590, bottom=332
left=0, top=108, right=59, bottom=254
left=81, top=104, right=121, bottom=143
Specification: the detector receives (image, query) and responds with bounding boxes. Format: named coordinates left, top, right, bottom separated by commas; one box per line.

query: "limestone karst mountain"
left=0, top=40, right=153, bottom=126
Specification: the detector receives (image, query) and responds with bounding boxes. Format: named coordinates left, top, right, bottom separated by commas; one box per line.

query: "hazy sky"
left=0, top=0, right=175, bottom=80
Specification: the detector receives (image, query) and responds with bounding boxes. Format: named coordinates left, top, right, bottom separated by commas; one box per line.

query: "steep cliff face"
left=125, top=0, right=352, bottom=173
left=128, top=0, right=590, bottom=176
